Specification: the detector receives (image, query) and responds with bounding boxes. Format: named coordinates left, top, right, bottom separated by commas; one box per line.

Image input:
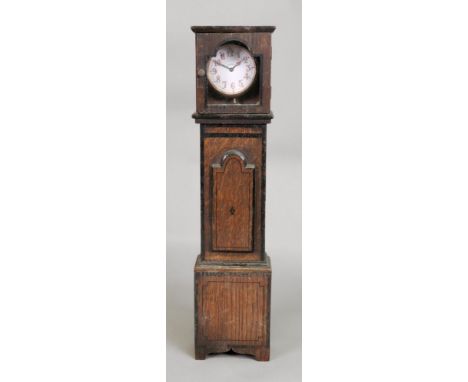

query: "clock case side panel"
left=200, top=124, right=267, bottom=263
left=194, top=31, right=272, bottom=115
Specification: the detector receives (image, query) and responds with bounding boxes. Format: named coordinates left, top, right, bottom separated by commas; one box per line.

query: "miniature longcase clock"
left=192, top=26, right=275, bottom=361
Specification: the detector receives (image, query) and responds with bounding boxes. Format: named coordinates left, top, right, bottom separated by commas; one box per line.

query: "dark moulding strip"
left=191, top=26, right=276, bottom=34
left=192, top=112, right=274, bottom=125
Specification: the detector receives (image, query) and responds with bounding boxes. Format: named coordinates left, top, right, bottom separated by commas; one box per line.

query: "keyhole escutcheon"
left=229, top=206, right=236, bottom=215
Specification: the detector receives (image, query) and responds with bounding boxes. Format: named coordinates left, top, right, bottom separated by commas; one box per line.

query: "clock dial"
left=206, top=44, right=257, bottom=97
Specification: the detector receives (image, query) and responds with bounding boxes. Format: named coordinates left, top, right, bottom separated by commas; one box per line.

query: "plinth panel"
left=201, top=278, right=265, bottom=341
left=194, top=256, right=271, bottom=361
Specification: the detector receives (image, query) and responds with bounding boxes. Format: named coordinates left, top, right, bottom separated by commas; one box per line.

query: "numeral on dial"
left=222, top=81, right=226, bottom=89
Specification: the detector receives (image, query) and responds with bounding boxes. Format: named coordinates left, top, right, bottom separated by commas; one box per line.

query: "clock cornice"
left=191, top=26, right=276, bottom=33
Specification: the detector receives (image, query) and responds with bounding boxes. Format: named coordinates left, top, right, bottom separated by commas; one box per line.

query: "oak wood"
left=191, top=26, right=276, bottom=33
left=194, top=255, right=271, bottom=361
left=201, top=127, right=265, bottom=262
left=203, top=126, right=263, bottom=134
left=192, top=26, right=274, bottom=362
left=192, top=112, right=273, bottom=125
left=212, top=153, right=254, bottom=251
left=193, top=29, right=273, bottom=114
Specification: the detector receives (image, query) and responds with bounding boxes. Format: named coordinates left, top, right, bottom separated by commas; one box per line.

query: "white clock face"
left=206, top=43, right=257, bottom=97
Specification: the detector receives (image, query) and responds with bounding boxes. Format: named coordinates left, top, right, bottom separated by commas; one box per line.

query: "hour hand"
left=214, top=60, right=230, bottom=70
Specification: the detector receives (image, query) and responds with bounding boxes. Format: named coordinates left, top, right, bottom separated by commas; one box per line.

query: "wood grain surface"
left=193, top=30, right=272, bottom=114
left=201, top=128, right=264, bottom=262
left=194, top=255, right=271, bottom=361
left=212, top=154, right=254, bottom=251
left=192, top=27, right=274, bottom=362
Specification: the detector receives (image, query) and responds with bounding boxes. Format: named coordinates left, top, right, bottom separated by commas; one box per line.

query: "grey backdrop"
left=166, top=1, right=301, bottom=381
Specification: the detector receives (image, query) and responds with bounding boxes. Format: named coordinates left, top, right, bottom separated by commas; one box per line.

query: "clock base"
left=195, top=344, right=270, bottom=361
left=194, top=255, right=271, bottom=361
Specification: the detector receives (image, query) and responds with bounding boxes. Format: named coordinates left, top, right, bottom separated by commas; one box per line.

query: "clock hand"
left=214, top=60, right=231, bottom=70
left=231, top=60, right=242, bottom=71
left=229, top=60, right=243, bottom=71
